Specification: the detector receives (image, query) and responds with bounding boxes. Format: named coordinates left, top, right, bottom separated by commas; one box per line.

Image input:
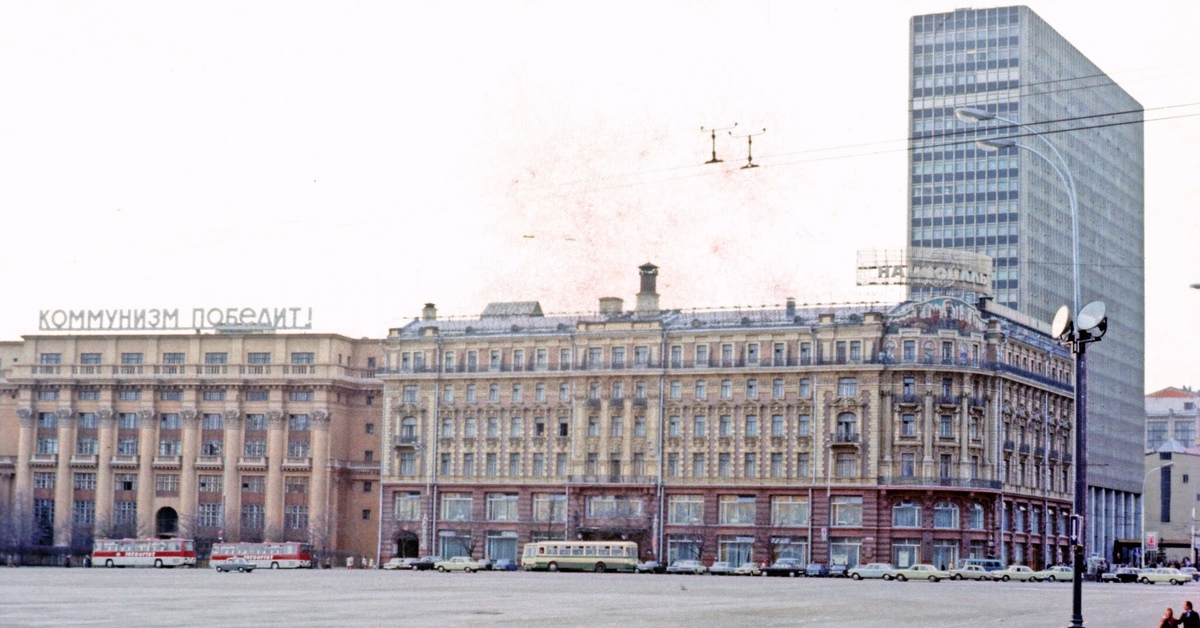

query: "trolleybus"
left=209, top=542, right=313, bottom=569
left=520, top=540, right=638, bottom=572
left=92, top=538, right=197, bottom=568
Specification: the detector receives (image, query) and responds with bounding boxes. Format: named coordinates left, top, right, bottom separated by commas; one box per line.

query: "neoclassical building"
left=0, top=332, right=383, bottom=563
left=378, top=264, right=1076, bottom=570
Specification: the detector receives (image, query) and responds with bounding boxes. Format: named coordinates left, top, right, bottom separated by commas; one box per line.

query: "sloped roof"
left=1155, top=438, right=1189, bottom=454
left=481, top=302, right=544, bottom=318
left=1147, top=387, right=1198, bottom=399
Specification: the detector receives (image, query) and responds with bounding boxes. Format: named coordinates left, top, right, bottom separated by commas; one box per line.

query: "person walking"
left=1161, top=607, right=1179, bottom=628
left=1179, top=601, right=1200, bottom=628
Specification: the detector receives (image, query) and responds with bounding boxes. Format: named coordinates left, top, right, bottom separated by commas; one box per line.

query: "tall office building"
left=908, top=6, right=1144, bottom=561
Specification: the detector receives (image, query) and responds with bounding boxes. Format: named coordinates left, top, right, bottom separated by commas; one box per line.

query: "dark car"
left=828, top=563, right=848, bottom=578
left=412, top=556, right=439, bottom=571
left=493, top=559, right=519, bottom=571
left=805, top=563, right=830, bottom=577
left=215, top=557, right=256, bottom=573
left=762, top=559, right=804, bottom=577
left=636, top=560, right=667, bottom=574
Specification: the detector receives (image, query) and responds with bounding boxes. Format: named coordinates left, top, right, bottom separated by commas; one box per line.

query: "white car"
left=892, top=564, right=949, bottom=582
left=992, top=565, right=1039, bottom=582
left=1139, top=567, right=1190, bottom=585
left=1034, top=565, right=1074, bottom=582
left=434, top=556, right=484, bottom=573
left=948, top=564, right=992, bottom=581
left=848, top=563, right=895, bottom=580
left=382, top=557, right=417, bottom=570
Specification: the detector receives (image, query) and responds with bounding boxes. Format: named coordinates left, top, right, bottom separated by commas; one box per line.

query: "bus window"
left=572, top=546, right=583, bottom=556
left=598, top=546, right=610, bottom=557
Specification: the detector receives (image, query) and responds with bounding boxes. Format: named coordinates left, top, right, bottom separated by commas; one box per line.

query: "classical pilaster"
left=922, top=390, right=935, bottom=476
left=13, top=408, right=36, bottom=528
left=178, top=409, right=199, bottom=536
left=221, top=410, right=242, bottom=540
left=309, top=410, right=331, bottom=541
left=136, top=408, right=156, bottom=537
left=95, top=408, right=115, bottom=534
left=264, top=409, right=286, bottom=539
left=53, top=408, right=76, bottom=546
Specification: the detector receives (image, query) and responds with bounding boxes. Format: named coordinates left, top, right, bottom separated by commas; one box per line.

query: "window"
left=202, top=413, right=223, bottom=430
left=34, top=472, right=56, bottom=489
left=835, top=453, right=855, bottom=478
left=115, top=501, right=137, bottom=526
left=747, top=343, right=759, bottom=364
left=533, top=494, right=566, bottom=522
left=489, top=384, right=499, bottom=402
left=285, top=505, right=309, bottom=530
left=485, top=453, right=498, bottom=476
left=585, top=453, right=598, bottom=475
left=363, top=509, right=373, bottom=521
left=244, top=438, right=266, bottom=456
left=667, top=453, right=680, bottom=477
left=695, top=380, right=706, bottom=400
left=747, top=379, right=758, bottom=399
left=670, top=381, right=681, bottom=399
left=404, top=386, right=419, bottom=403
left=939, top=454, right=953, bottom=479
left=398, top=451, right=416, bottom=476
left=513, top=349, right=525, bottom=371
left=720, top=379, right=732, bottom=399
left=155, top=474, right=179, bottom=494
left=837, top=378, right=857, bottom=397
left=892, top=501, right=920, bottom=528
left=36, top=438, right=58, bottom=454
left=512, top=383, right=523, bottom=403
left=287, top=440, right=311, bottom=458
left=285, top=476, right=309, bottom=495
left=245, top=414, right=267, bottom=430
left=466, top=385, right=477, bottom=403
left=118, top=390, right=141, bottom=401
left=769, top=453, right=783, bottom=477
left=771, top=496, right=809, bottom=526
left=199, top=475, right=223, bottom=493
left=773, top=379, right=784, bottom=399
left=508, top=453, right=520, bottom=476
left=39, top=353, right=61, bottom=365
left=744, top=453, right=757, bottom=478
left=692, top=453, right=706, bottom=478
left=486, top=493, right=519, bottom=521
left=115, top=474, right=137, bottom=492
left=719, top=415, right=732, bottom=436
left=77, top=389, right=100, bottom=401
left=798, top=414, right=811, bottom=437
left=610, top=416, right=623, bottom=437
left=247, top=352, right=271, bottom=365
left=37, top=412, right=57, bottom=429
left=241, top=476, right=265, bottom=493
left=73, top=500, right=95, bottom=526
left=831, top=496, right=863, bottom=527
left=799, top=378, right=811, bottom=399
left=509, top=417, right=522, bottom=438
left=291, top=352, right=314, bottom=365
left=745, top=415, right=758, bottom=437
left=205, top=352, right=228, bottom=365
left=969, top=504, right=985, bottom=530
left=439, top=453, right=451, bottom=476
left=463, top=453, right=475, bottom=476
left=245, top=390, right=268, bottom=402
left=158, top=439, right=182, bottom=456
left=693, top=415, right=707, bottom=437
left=695, top=345, right=709, bottom=366
left=585, top=495, right=642, bottom=518
left=939, top=415, right=953, bottom=437
left=611, top=347, right=625, bottom=368
left=288, top=390, right=312, bottom=402
left=796, top=453, right=810, bottom=477
left=76, top=438, right=98, bottom=455
left=116, top=438, right=138, bottom=455
left=718, top=453, right=731, bottom=477
left=555, top=453, right=568, bottom=477
left=160, top=413, right=181, bottom=430
left=901, top=453, right=915, bottom=477
left=37, top=390, right=59, bottom=401
left=559, top=383, right=570, bottom=401
left=79, top=353, right=101, bottom=365
left=559, top=348, right=571, bottom=370
left=611, top=382, right=623, bottom=400
left=535, top=383, right=545, bottom=402
left=634, top=416, right=646, bottom=437
left=721, top=344, right=733, bottom=365
left=532, top=453, right=545, bottom=476
left=74, top=472, right=97, bottom=490
left=394, top=492, right=421, bottom=521
left=588, top=417, right=600, bottom=437
left=668, top=495, right=703, bottom=524
left=930, top=502, right=959, bottom=530
left=901, top=414, right=916, bottom=437
left=558, top=417, right=569, bottom=437
left=241, top=505, right=264, bottom=530
left=464, top=418, right=477, bottom=438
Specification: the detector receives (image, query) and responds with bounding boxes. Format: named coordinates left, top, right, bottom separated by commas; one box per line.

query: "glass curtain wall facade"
left=908, top=6, right=1145, bottom=561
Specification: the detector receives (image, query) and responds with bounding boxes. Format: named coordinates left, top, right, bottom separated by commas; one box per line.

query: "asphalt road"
left=0, top=567, right=1192, bottom=627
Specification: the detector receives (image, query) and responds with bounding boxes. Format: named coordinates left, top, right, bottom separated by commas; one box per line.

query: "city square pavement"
left=0, top=567, right=1191, bottom=627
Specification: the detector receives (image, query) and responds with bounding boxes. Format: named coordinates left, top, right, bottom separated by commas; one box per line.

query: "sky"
left=1, top=1, right=1198, bottom=393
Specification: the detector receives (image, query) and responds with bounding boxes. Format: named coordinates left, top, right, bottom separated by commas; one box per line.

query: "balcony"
left=632, top=397, right=648, bottom=408
left=0, top=455, right=15, bottom=471
left=238, top=456, right=268, bottom=470
left=586, top=398, right=602, bottom=409
left=30, top=453, right=58, bottom=467
left=896, top=393, right=921, bottom=406
left=1003, top=440, right=1015, bottom=452
left=969, top=396, right=987, bottom=408
left=1049, top=449, right=1061, bottom=461
left=70, top=454, right=98, bottom=467
left=936, top=394, right=961, bottom=407
left=283, top=457, right=312, bottom=471
left=196, top=455, right=224, bottom=469
left=1018, top=443, right=1031, bottom=455
left=878, top=476, right=1001, bottom=490
left=110, top=454, right=139, bottom=468
left=568, top=475, right=656, bottom=485
left=831, top=431, right=860, bottom=445
left=153, top=455, right=182, bottom=469
left=392, top=435, right=421, bottom=448
left=1034, top=446, right=1046, bottom=458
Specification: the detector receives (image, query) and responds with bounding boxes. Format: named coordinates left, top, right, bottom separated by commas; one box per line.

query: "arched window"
left=836, top=413, right=857, bottom=440
left=400, top=417, right=417, bottom=439
left=933, top=501, right=959, bottom=529
left=892, top=500, right=920, bottom=528
left=968, top=503, right=985, bottom=530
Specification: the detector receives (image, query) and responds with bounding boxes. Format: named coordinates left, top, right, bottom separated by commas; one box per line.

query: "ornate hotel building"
left=0, top=332, right=383, bottom=562
left=378, top=264, right=1076, bottom=570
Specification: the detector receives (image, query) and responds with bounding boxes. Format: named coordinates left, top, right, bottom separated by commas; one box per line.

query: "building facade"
left=1146, top=387, right=1200, bottom=451
left=1141, top=441, right=1200, bottom=565
left=908, top=5, right=1145, bottom=561
left=378, top=265, right=1076, bottom=570
left=0, top=332, right=383, bottom=564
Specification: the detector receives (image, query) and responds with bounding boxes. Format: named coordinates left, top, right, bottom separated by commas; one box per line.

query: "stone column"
left=13, top=408, right=35, bottom=524
left=221, top=410, right=242, bottom=541
left=309, top=410, right=331, bottom=543
left=265, top=409, right=286, bottom=540
left=921, top=391, right=934, bottom=477
left=95, top=408, right=115, bottom=536
left=136, top=408, right=156, bottom=537
left=178, top=409, right=199, bottom=537
left=53, top=408, right=76, bottom=546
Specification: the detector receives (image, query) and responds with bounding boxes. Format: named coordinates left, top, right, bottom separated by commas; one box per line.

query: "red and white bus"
left=92, top=538, right=197, bottom=568
left=210, top=542, right=313, bottom=569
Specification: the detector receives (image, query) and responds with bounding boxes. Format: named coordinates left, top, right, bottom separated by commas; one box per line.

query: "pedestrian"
left=1179, top=601, right=1200, bottom=628
left=1162, top=607, right=1179, bottom=628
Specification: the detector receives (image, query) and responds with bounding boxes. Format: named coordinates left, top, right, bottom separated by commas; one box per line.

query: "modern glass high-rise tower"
left=907, top=6, right=1144, bottom=562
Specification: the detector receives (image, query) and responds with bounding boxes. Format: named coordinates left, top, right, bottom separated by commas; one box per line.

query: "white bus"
left=92, top=538, right=197, bottom=568
left=520, top=541, right=638, bottom=573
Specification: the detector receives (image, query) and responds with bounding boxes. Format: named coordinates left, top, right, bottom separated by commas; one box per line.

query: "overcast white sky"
left=2, top=1, right=1198, bottom=393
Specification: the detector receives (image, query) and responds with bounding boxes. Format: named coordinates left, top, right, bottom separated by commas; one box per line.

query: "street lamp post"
left=1141, top=463, right=1175, bottom=568
left=956, top=106, right=1091, bottom=628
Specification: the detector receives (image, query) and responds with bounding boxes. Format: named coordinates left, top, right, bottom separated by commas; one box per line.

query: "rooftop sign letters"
left=38, top=307, right=314, bottom=331
left=856, top=249, right=993, bottom=294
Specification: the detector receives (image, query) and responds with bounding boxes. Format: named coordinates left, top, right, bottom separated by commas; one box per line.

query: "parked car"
left=848, top=563, right=895, bottom=580
left=762, top=559, right=804, bottom=577
left=992, top=565, right=1040, bottom=582
left=707, top=561, right=735, bottom=575
left=948, top=564, right=992, bottom=581
left=1034, top=565, right=1074, bottom=582
left=215, top=557, right=256, bottom=573
left=412, top=556, right=439, bottom=571
left=805, top=563, right=830, bottom=578
left=434, top=556, right=483, bottom=573
left=382, top=557, right=417, bottom=570
left=828, top=563, right=848, bottom=578
left=477, top=558, right=494, bottom=571
left=1100, top=567, right=1140, bottom=583
left=666, top=560, right=707, bottom=575
left=636, top=560, right=666, bottom=574
left=734, top=562, right=761, bottom=576
left=892, top=564, right=950, bottom=582
left=1139, top=567, right=1190, bottom=585
left=493, top=559, right=519, bottom=571
left=1180, top=567, right=1200, bottom=582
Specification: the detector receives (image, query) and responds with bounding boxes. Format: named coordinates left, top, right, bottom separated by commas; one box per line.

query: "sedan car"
left=1035, top=565, right=1075, bottom=582
left=948, top=564, right=992, bottom=581
left=1181, top=567, right=1200, bottom=582
left=734, top=562, right=761, bottom=576
left=892, top=564, right=949, bottom=582
left=412, top=556, right=439, bottom=571
left=828, top=563, right=848, bottom=578
left=636, top=560, right=666, bottom=574
left=1100, top=567, right=1140, bottom=583
left=848, top=563, right=895, bottom=580
left=805, top=563, right=830, bottom=577
left=707, top=561, right=736, bottom=575
left=216, top=557, right=256, bottom=573
left=666, top=560, right=707, bottom=575
left=1139, top=567, right=1190, bottom=585
left=434, top=556, right=483, bottom=573
left=761, top=560, right=805, bottom=577
left=992, top=565, right=1040, bottom=582
left=382, top=557, right=417, bottom=570
left=493, top=559, right=519, bottom=571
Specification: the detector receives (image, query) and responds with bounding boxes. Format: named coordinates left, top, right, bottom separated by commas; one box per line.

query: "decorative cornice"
left=311, top=409, right=331, bottom=430
left=17, top=407, right=34, bottom=427
left=97, top=407, right=115, bottom=425
left=267, top=410, right=286, bottom=428
left=180, top=409, right=199, bottom=427
left=223, top=409, right=243, bottom=428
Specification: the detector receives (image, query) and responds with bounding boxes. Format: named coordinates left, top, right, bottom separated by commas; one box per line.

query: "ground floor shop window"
left=486, top=531, right=519, bottom=562
left=892, top=538, right=920, bottom=568
left=829, top=537, right=861, bottom=567
left=771, top=537, right=807, bottom=563
left=718, top=536, right=754, bottom=565
left=439, top=531, right=471, bottom=559
left=667, top=536, right=702, bottom=563
left=933, top=540, right=959, bottom=571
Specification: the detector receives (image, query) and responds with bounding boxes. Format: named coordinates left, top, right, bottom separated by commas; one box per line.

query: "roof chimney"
left=599, top=297, right=624, bottom=317
left=422, top=303, right=437, bottom=321
left=785, top=297, right=796, bottom=319
left=635, top=263, right=660, bottom=317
